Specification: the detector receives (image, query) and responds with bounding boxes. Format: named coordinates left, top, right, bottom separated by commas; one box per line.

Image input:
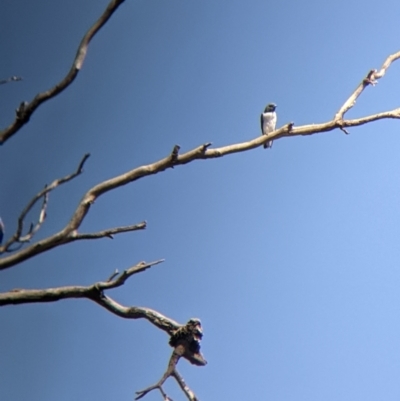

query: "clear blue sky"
left=2, top=1, right=400, bottom=400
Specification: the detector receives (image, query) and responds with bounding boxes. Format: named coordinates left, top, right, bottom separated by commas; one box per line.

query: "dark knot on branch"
left=169, top=318, right=207, bottom=366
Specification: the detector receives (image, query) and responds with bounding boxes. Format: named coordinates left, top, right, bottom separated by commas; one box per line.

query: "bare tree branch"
left=0, top=153, right=146, bottom=267
left=0, top=76, right=22, bottom=85
left=0, top=259, right=180, bottom=331
left=135, top=353, right=200, bottom=401
left=1, top=0, right=397, bottom=395
left=136, top=319, right=205, bottom=401
left=72, top=222, right=147, bottom=240
left=172, top=370, right=199, bottom=401
left=0, top=154, right=90, bottom=253
left=1, top=107, right=399, bottom=270
left=4, top=5, right=397, bottom=401
left=0, top=258, right=175, bottom=319
left=0, top=0, right=126, bottom=145
left=0, top=258, right=162, bottom=301
left=135, top=351, right=181, bottom=400
left=334, top=51, right=400, bottom=122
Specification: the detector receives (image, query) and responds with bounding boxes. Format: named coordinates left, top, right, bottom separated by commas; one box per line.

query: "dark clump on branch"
left=135, top=318, right=206, bottom=401
left=169, top=318, right=207, bottom=365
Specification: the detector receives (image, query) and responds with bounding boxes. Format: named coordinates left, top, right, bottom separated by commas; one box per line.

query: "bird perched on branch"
left=261, top=103, right=277, bottom=148
left=169, top=318, right=207, bottom=366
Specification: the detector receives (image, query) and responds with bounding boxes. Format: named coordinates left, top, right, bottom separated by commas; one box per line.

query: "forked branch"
left=0, top=154, right=146, bottom=269
left=334, top=51, right=400, bottom=122
left=0, top=259, right=169, bottom=325
left=0, top=154, right=90, bottom=253
left=136, top=319, right=206, bottom=401
left=1, top=107, right=399, bottom=269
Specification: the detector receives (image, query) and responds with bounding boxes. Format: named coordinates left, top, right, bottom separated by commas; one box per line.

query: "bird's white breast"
left=262, top=112, right=277, bottom=134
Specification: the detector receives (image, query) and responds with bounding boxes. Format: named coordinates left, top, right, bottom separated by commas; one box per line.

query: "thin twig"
left=0, top=154, right=90, bottom=253
left=172, top=370, right=199, bottom=401
left=0, top=76, right=22, bottom=85
left=135, top=328, right=203, bottom=401
left=0, top=258, right=170, bottom=320
left=0, top=0, right=126, bottom=144
left=135, top=351, right=181, bottom=400
left=72, top=222, right=146, bottom=240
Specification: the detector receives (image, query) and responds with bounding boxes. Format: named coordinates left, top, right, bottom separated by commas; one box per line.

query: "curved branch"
left=172, top=370, right=199, bottom=401
left=334, top=51, right=400, bottom=121
left=1, top=108, right=399, bottom=270
left=1, top=154, right=90, bottom=253
left=0, top=259, right=179, bottom=331
left=0, top=76, right=22, bottom=85
left=135, top=350, right=200, bottom=401
left=0, top=0, right=126, bottom=145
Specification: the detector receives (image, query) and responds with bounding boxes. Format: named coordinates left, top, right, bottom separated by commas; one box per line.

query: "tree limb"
left=0, top=76, right=22, bottom=85
left=135, top=351, right=181, bottom=400
left=135, top=320, right=205, bottom=401
left=0, top=259, right=180, bottom=332
left=1, top=107, right=399, bottom=270
left=0, top=0, right=126, bottom=145
left=0, top=258, right=161, bottom=299
left=172, top=370, right=199, bottom=401
left=334, top=51, right=400, bottom=122
left=0, top=154, right=90, bottom=253
left=72, top=222, right=146, bottom=240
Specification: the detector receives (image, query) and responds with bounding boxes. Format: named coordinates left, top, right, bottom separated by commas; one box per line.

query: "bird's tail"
left=264, top=140, right=273, bottom=149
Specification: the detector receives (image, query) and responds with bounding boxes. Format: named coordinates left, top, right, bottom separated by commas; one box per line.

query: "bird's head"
left=264, top=103, right=277, bottom=112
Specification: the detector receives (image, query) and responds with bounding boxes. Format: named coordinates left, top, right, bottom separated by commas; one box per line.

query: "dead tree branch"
left=0, top=259, right=173, bottom=330
left=135, top=351, right=181, bottom=400
left=72, top=222, right=147, bottom=240
left=1, top=154, right=90, bottom=253
left=0, top=0, right=126, bottom=145
left=0, top=76, right=22, bottom=85
left=0, top=153, right=146, bottom=267
left=334, top=51, right=400, bottom=122
left=136, top=319, right=206, bottom=401
left=0, top=259, right=206, bottom=370
left=1, top=108, right=399, bottom=269
left=172, top=370, right=199, bottom=401
left=0, top=259, right=162, bottom=302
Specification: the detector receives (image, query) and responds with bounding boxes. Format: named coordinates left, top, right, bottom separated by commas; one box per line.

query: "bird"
left=0, top=218, right=4, bottom=245
left=261, top=103, right=277, bottom=149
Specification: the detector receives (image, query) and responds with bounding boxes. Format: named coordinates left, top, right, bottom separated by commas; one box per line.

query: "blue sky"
left=1, top=1, right=400, bottom=400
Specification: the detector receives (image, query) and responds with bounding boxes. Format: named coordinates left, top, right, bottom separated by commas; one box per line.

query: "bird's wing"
left=260, top=113, right=264, bottom=134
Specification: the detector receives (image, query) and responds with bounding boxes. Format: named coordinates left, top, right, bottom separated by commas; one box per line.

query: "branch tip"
left=201, top=142, right=212, bottom=152
left=77, top=153, right=91, bottom=173
left=107, top=269, right=119, bottom=282
left=0, top=75, right=23, bottom=85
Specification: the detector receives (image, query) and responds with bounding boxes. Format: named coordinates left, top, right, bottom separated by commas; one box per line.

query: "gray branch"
left=0, top=0, right=126, bottom=144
